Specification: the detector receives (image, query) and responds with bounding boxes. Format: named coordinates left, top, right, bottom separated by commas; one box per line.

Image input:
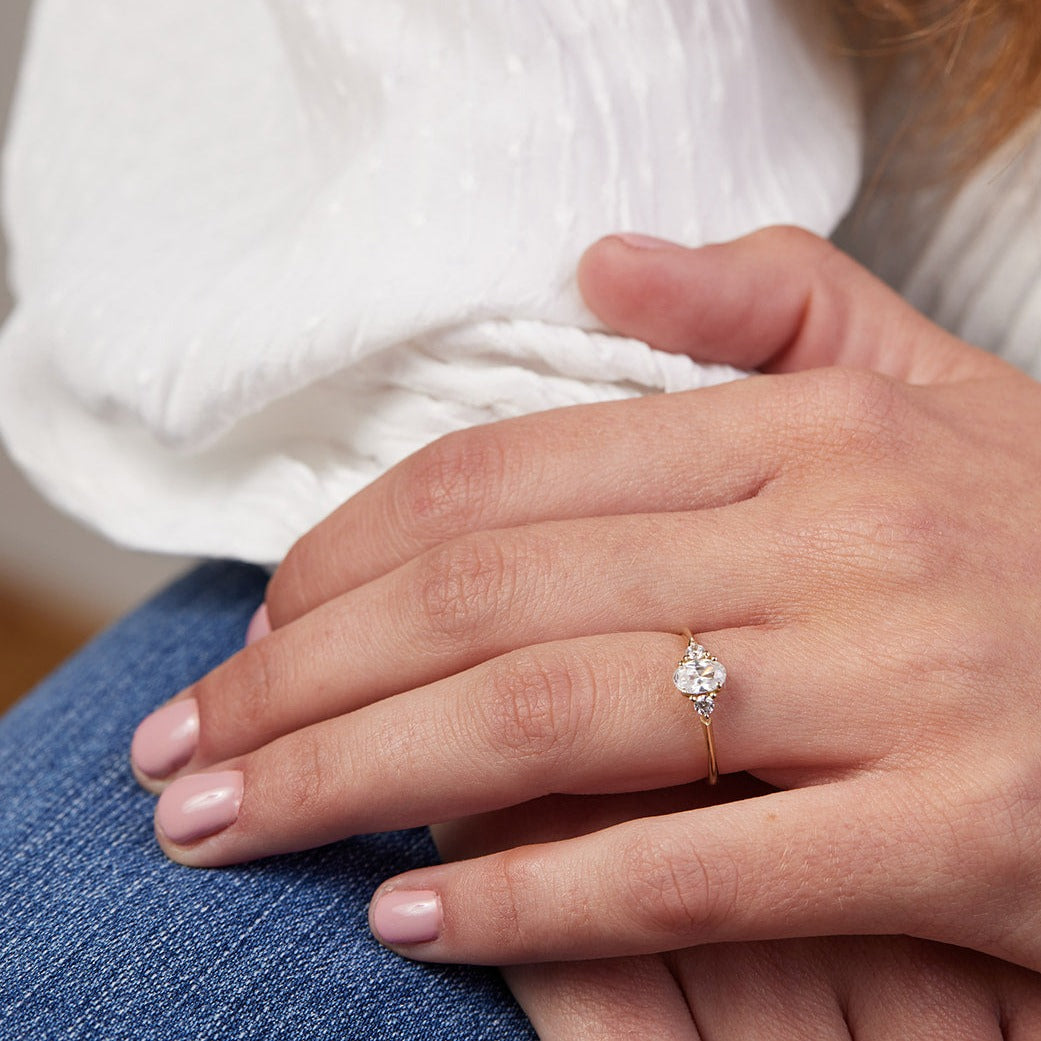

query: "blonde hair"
left=835, top=1, right=1041, bottom=169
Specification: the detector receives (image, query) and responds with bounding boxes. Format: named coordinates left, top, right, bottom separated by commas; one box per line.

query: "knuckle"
left=789, top=368, right=905, bottom=457
left=485, top=847, right=534, bottom=951
left=620, top=828, right=737, bottom=941
left=484, top=844, right=596, bottom=958
left=845, top=495, right=948, bottom=580
left=780, top=490, right=955, bottom=600
left=267, top=727, right=330, bottom=821
left=194, top=640, right=284, bottom=751
left=267, top=535, right=319, bottom=624
left=751, top=224, right=831, bottom=260
left=963, top=760, right=1041, bottom=891
left=842, top=369, right=904, bottom=440
left=414, top=531, right=532, bottom=647
left=396, top=426, right=508, bottom=545
left=482, top=649, right=586, bottom=764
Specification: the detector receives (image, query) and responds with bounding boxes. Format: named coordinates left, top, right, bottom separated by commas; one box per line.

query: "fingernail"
left=245, top=603, right=271, bottom=646
left=131, top=698, right=199, bottom=779
left=612, top=232, right=680, bottom=251
left=370, top=889, right=442, bottom=945
left=156, top=770, right=243, bottom=844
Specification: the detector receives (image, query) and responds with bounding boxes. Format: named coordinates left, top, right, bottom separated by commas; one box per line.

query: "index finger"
left=267, top=373, right=803, bottom=625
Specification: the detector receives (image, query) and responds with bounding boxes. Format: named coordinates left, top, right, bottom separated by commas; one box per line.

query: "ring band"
left=673, top=629, right=727, bottom=784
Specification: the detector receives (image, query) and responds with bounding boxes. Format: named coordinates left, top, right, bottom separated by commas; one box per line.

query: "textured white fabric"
left=845, top=112, right=1041, bottom=381
left=0, top=0, right=861, bottom=561
left=830, top=80, right=1041, bottom=382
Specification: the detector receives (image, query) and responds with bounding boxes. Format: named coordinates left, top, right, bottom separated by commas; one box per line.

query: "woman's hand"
left=130, top=228, right=1041, bottom=971
left=438, top=785, right=1041, bottom=1040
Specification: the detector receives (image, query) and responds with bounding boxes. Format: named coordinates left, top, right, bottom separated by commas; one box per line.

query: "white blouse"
left=1, top=1, right=985, bottom=563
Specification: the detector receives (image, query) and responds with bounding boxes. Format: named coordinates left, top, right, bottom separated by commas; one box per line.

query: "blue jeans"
left=0, top=562, right=536, bottom=1040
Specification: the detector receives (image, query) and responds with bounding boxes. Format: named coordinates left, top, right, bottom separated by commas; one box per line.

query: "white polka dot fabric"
left=0, top=0, right=860, bottom=561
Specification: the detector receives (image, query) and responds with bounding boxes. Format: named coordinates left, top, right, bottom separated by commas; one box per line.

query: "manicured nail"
left=245, top=603, right=271, bottom=646
left=131, top=698, right=199, bottom=779
left=370, top=889, right=442, bottom=945
left=155, top=770, right=243, bottom=844
left=612, top=232, right=680, bottom=251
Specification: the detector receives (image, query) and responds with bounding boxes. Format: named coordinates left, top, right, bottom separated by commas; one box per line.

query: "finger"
left=447, top=787, right=764, bottom=1041
left=444, top=790, right=734, bottom=1039
left=265, top=372, right=800, bottom=624
left=365, top=779, right=967, bottom=966
left=680, top=940, right=851, bottom=1041
left=440, top=787, right=762, bottom=1041
left=504, top=958, right=700, bottom=1041
left=148, top=627, right=843, bottom=862
left=140, top=501, right=818, bottom=779
left=446, top=787, right=1033, bottom=1039
left=840, top=937, right=1005, bottom=1041
left=149, top=621, right=904, bottom=868
left=578, top=228, right=1006, bottom=384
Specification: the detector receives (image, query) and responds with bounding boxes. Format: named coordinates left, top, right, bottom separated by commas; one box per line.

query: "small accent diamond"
left=682, top=639, right=705, bottom=661
left=691, top=694, right=716, bottom=721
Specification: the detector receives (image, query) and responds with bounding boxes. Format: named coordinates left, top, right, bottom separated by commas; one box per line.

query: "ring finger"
left=151, top=625, right=877, bottom=867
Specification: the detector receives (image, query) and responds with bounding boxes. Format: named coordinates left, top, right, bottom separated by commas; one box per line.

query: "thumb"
left=577, top=227, right=1000, bottom=384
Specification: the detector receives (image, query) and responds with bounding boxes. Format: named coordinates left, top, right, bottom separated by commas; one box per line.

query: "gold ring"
left=673, top=629, right=726, bottom=784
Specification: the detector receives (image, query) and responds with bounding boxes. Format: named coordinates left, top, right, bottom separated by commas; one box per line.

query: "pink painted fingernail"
left=131, top=698, right=199, bottom=779
left=156, top=770, right=243, bottom=844
left=245, top=603, right=271, bottom=645
left=612, top=232, right=680, bottom=251
left=370, top=889, right=442, bottom=945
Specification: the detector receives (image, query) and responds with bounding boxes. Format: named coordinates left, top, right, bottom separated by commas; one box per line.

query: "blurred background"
left=0, top=0, right=191, bottom=711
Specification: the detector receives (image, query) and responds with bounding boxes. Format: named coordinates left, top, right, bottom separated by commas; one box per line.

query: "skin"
left=132, top=228, right=1041, bottom=1034
left=440, top=782, right=1041, bottom=1039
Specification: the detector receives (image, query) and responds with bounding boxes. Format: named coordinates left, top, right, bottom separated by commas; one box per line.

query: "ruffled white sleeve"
left=0, top=0, right=861, bottom=562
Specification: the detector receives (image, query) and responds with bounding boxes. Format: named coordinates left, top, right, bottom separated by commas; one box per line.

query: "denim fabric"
left=0, top=561, right=535, bottom=1041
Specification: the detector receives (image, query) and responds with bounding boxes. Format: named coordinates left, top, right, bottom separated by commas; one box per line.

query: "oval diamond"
left=673, top=658, right=726, bottom=696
